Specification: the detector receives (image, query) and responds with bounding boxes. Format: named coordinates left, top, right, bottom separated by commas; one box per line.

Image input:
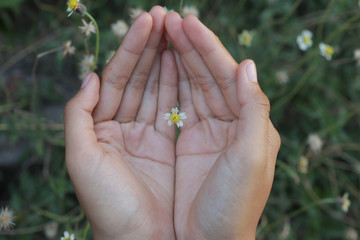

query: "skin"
left=64, top=6, right=280, bottom=240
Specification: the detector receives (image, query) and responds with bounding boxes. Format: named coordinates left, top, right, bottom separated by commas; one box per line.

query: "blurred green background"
left=0, top=0, right=359, bottom=239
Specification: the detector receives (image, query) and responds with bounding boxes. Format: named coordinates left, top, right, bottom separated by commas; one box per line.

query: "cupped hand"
left=64, top=7, right=177, bottom=239
left=165, top=13, right=281, bottom=240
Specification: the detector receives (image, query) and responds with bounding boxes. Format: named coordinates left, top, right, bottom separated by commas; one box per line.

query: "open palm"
left=166, top=13, right=281, bottom=239
left=65, top=8, right=178, bottom=239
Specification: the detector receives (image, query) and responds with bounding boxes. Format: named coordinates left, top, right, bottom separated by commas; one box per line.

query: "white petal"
left=164, top=113, right=171, bottom=120
left=177, top=120, right=184, bottom=127
left=171, top=107, right=179, bottom=114
left=302, top=30, right=312, bottom=38
left=319, top=43, right=326, bottom=51
left=167, top=120, right=173, bottom=126
left=179, top=112, right=187, bottom=119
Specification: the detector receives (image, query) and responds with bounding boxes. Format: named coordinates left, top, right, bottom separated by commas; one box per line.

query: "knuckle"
left=101, top=70, right=129, bottom=91
left=255, top=90, right=271, bottom=112
left=129, top=71, right=148, bottom=90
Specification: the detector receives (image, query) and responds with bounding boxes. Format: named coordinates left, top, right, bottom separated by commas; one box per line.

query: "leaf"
left=0, top=0, right=25, bottom=9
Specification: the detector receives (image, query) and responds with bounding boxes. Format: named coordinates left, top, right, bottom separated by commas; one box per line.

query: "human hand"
left=165, top=13, right=281, bottom=240
left=64, top=7, right=177, bottom=239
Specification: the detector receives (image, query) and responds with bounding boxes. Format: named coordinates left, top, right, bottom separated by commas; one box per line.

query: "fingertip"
left=183, top=14, right=199, bottom=28
left=135, top=11, right=153, bottom=30
left=165, top=11, right=182, bottom=31
left=238, top=59, right=258, bottom=85
left=149, top=6, right=167, bottom=32
left=149, top=5, right=167, bottom=16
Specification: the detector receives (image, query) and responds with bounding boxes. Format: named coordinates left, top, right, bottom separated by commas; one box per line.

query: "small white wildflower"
left=276, top=70, right=289, bottom=85
left=79, top=19, right=96, bottom=37
left=61, top=231, right=75, bottom=240
left=345, top=228, right=358, bottom=240
left=296, top=30, right=313, bottom=51
left=63, top=40, right=76, bottom=57
left=164, top=6, right=175, bottom=14
left=111, top=20, right=128, bottom=38
left=182, top=6, right=199, bottom=17
left=339, top=193, right=351, bottom=213
left=354, top=49, right=360, bottom=65
left=164, top=107, right=187, bottom=128
left=307, top=134, right=323, bottom=153
left=278, top=219, right=291, bottom=239
left=129, top=7, right=144, bottom=20
left=44, top=221, right=58, bottom=239
left=238, top=30, right=255, bottom=47
left=0, top=207, right=15, bottom=230
left=319, top=42, right=334, bottom=61
left=67, top=0, right=80, bottom=17
left=297, top=156, right=309, bottom=174
left=79, top=54, right=94, bottom=80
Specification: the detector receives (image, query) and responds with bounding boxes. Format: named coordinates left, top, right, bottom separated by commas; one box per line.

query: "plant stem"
left=84, top=11, right=99, bottom=72
left=82, top=221, right=91, bottom=240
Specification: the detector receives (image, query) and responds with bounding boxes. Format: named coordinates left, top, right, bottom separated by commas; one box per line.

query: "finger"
left=166, top=12, right=233, bottom=120
left=228, top=59, right=270, bottom=173
left=135, top=39, right=166, bottom=124
left=173, top=50, right=199, bottom=129
left=165, top=13, right=211, bottom=119
left=155, top=50, right=178, bottom=140
left=182, top=15, right=240, bottom=117
left=64, top=73, right=101, bottom=169
left=114, top=6, right=167, bottom=122
left=266, top=121, right=281, bottom=185
left=93, top=13, right=153, bottom=123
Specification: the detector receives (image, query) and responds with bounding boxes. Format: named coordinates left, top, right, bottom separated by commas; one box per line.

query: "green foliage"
left=0, top=0, right=359, bottom=239
left=0, top=0, right=25, bottom=9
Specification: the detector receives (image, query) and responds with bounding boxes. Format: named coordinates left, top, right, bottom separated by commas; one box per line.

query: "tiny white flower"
left=67, top=0, right=80, bottom=17
left=111, top=20, right=128, bottom=38
left=339, top=193, right=351, bottom=213
left=164, top=107, right=187, bottom=128
left=307, top=133, right=323, bottom=153
left=44, top=221, right=58, bottom=239
left=61, top=231, right=75, bottom=240
left=63, top=40, right=76, bottom=57
left=297, top=156, right=309, bottom=174
left=354, top=49, right=360, bottom=65
left=79, top=54, right=94, bottom=80
left=345, top=228, right=358, bottom=240
left=319, top=42, right=334, bottom=61
left=164, top=6, right=175, bottom=14
left=276, top=70, right=289, bottom=85
left=0, top=207, right=15, bottom=230
left=238, top=30, right=255, bottom=47
left=129, top=7, right=144, bottom=20
left=79, top=19, right=96, bottom=37
left=182, top=6, right=199, bottom=17
left=296, top=30, right=313, bottom=51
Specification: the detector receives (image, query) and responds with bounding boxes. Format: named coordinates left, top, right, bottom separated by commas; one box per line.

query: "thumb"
left=229, top=60, right=270, bottom=169
left=64, top=73, right=100, bottom=165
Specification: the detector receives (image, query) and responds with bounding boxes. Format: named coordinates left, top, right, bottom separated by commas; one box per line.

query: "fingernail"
left=81, top=73, right=91, bottom=89
left=246, top=61, right=258, bottom=83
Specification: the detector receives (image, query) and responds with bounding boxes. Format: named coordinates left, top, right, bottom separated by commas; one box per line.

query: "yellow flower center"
left=303, top=36, right=311, bottom=43
left=67, top=0, right=78, bottom=10
left=1, top=214, right=9, bottom=223
left=170, top=113, right=180, bottom=123
left=325, top=46, right=334, bottom=56
left=242, top=34, right=251, bottom=45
